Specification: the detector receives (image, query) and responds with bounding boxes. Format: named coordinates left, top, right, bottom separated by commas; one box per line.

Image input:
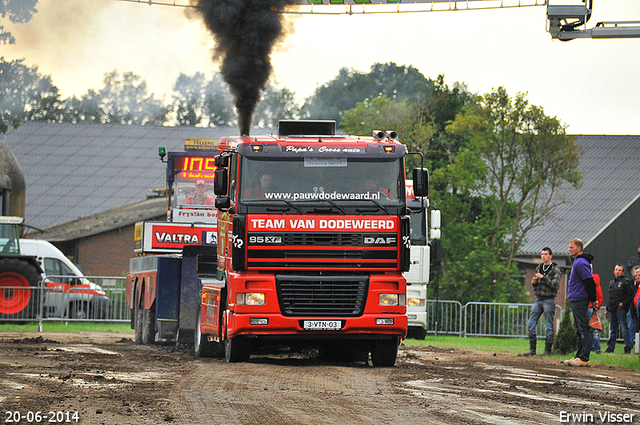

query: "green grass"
left=405, top=335, right=640, bottom=370
left=0, top=322, right=133, bottom=334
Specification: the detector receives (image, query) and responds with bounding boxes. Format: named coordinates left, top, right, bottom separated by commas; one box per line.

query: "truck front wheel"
left=370, top=336, right=399, bottom=367
left=194, top=309, right=222, bottom=358
left=0, top=259, right=41, bottom=319
left=224, top=336, right=251, bottom=363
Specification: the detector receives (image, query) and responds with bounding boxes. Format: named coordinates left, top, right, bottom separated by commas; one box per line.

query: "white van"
left=20, top=240, right=111, bottom=319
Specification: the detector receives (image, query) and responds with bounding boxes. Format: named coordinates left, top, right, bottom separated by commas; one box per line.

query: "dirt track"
left=1, top=333, right=639, bottom=425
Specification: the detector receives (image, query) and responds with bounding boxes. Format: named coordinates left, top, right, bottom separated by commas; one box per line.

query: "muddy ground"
left=1, top=332, right=639, bottom=425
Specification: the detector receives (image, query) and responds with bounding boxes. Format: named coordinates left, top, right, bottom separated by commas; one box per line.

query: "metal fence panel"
left=464, top=302, right=529, bottom=338
left=0, top=275, right=130, bottom=324
left=426, top=300, right=463, bottom=336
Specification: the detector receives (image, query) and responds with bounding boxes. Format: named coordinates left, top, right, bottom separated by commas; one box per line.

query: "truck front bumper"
left=226, top=312, right=407, bottom=340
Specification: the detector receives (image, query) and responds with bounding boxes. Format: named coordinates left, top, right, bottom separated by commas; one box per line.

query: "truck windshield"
left=239, top=157, right=404, bottom=208
left=173, top=174, right=216, bottom=210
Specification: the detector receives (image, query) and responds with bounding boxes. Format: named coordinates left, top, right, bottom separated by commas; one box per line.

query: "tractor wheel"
left=370, top=336, right=399, bottom=367
left=0, top=258, right=41, bottom=319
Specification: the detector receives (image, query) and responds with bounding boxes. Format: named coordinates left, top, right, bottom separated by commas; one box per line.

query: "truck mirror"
left=215, top=196, right=230, bottom=210
left=214, top=169, right=228, bottom=196
left=215, top=154, right=229, bottom=168
left=412, top=168, right=429, bottom=197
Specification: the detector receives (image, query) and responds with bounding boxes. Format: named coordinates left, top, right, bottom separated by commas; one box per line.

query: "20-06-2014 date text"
left=4, top=411, right=79, bottom=423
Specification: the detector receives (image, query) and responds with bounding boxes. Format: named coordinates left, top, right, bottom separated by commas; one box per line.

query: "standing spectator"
left=522, top=247, right=561, bottom=357
left=628, top=266, right=639, bottom=348
left=563, top=238, right=598, bottom=367
left=634, top=269, right=640, bottom=335
left=605, top=264, right=634, bottom=354
left=589, top=270, right=604, bottom=354
left=630, top=266, right=640, bottom=349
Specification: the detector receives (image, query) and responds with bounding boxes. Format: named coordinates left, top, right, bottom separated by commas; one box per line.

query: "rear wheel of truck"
left=141, top=306, right=155, bottom=345
left=133, top=290, right=143, bottom=345
left=194, top=309, right=222, bottom=358
left=0, top=259, right=41, bottom=320
left=224, top=336, right=251, bottom=363
left=370, top=336, right=399, bottom=367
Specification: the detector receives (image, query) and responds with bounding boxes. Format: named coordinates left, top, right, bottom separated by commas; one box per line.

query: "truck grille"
left=246, top=232, right=398, bottom=271
left=276, top=275, right=368, bottom=317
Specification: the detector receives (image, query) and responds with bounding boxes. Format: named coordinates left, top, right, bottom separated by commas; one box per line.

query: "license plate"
left=303, top=320, right=342, bottom=330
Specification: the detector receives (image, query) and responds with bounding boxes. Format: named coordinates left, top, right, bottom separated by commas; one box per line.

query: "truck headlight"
left=237, top=293, right=265, bottom=305
left=407, top=297, right=425, bottom=307
left=379, top=293, right=405, bottom=306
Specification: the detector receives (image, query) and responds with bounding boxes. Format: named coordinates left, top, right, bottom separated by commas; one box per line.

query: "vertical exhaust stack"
left=191, top=0, right=297, bottom=136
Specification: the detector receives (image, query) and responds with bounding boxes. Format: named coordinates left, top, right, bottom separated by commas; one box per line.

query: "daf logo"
left=364, top=236, right=396, bottom=245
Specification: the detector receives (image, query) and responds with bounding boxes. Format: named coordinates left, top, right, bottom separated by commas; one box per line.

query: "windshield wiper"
left=355, top=199, right=389, bottom=214
left=244, top=199, right=303, bottom=214
left=281, top=200, right=303, bottom=214
left=302, top=199, right=347, bottom=214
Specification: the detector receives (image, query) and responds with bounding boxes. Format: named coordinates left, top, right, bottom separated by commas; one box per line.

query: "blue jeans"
left=571, top=299, right=592, bottom=362
left=528, top=298, right=556, bottom=345
left=588, top=307, right=601, bottom=353
left=607, top=308, right=632, bottom=351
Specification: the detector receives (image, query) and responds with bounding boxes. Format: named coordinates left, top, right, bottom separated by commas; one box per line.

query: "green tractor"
left=0, top=216, right=43, bottom=319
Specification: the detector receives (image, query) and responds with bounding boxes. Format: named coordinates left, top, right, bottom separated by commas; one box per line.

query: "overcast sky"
left=3, top=0, right=639, bottom=134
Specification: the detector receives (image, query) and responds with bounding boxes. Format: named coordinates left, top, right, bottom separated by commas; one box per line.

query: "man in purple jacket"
left=563, top=238, right=598, bottom=367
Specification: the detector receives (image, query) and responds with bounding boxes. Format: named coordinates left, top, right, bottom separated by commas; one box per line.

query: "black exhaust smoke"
left=191, top=0, right=295, bottom=135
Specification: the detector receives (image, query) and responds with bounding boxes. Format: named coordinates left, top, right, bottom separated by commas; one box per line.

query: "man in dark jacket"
left=523, top=247, right=561, bottom=357
left=605, top=264, right=634, bottom=354
left=563, top=239, right=598, bottom=367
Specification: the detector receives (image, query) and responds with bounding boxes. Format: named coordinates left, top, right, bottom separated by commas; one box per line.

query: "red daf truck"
left=200, top=120, right=427, bottom=366
left=127, top=121, right=428, bottom=367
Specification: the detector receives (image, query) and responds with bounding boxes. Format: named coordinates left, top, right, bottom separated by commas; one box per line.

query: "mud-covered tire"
left=133, top=292, right=143, bottom=345
left=141, top=307, right=156, bottom=345
left=370, top=336, right=399, bottom=367
left=0, top=258, right=41, bottom=319
left=194, top=309, right=222, bottom=358
left=224, top=336, right=251, bottom=363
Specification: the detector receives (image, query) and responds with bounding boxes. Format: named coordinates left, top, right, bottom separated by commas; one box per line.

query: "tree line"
left=0, top=58, right=582, bottom=304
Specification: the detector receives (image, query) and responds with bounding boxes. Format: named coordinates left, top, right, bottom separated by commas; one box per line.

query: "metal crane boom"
left=548, top=2, right=640, bottom=40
